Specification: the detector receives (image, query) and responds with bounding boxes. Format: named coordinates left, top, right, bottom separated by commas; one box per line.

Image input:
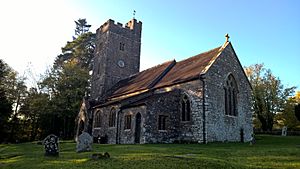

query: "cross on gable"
left=225, top=33, right=230, bottom=42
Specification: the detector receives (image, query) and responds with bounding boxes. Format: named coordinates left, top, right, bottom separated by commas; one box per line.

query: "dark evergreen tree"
left=74, top=18, right=91, bottom=37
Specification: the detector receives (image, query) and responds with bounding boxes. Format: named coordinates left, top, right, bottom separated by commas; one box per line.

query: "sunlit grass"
left=0, top=135, right=299, bottom=169
left=1, top=155, right=22, bottom=164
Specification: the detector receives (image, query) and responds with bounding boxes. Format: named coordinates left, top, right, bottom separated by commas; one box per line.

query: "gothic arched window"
left=181, top=95, right=191, bottom=121
left=94, top=110, right=102, bottom=127
left=224, top=74, right=238, bottom=116
left=124, top=114, right=132, bottom=130
left=109, top=108, right=116, bottom=127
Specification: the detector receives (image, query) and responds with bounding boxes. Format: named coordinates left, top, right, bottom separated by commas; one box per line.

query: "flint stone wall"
left=204, top=44, right=253, bottom=142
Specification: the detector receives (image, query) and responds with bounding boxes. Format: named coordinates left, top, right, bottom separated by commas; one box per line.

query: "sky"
left=0, top=0, right=299, bottom=89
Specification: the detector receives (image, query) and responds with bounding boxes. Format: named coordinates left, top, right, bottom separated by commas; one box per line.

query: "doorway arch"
left=134, top=113, right=142, bottom=143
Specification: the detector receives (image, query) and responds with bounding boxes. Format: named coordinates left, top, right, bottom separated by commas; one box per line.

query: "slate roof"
left=108, top=43, right=226, bottom=100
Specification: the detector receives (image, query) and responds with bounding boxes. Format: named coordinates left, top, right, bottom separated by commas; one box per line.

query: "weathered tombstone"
left=250, top=134, right=256, bottom=145
left=43, top=134, right=59, bottom=157
left=76, top=132, right=93, bottom=153
left=281, top=126, right=287, bottom=136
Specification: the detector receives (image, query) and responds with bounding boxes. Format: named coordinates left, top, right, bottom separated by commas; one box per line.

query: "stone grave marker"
left=76, top=132, right=93, bottom=153
left=250, top=134, right=256, bottom=145
left=43, top=134, right=59, bottom=157
left=281, top=126, right=287, bottom=136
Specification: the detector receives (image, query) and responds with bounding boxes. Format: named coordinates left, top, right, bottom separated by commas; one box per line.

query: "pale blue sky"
left=0, top=0, right=299, bottom=88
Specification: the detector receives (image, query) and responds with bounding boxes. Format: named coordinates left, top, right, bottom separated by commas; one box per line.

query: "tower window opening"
left=119, top=43, right=125, bottom=51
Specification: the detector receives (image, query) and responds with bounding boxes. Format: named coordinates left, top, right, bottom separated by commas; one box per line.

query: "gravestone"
left=43, top=134, right=59, bottom=156
left=281, top=126, right=287, bottom=136
left=76, top=132, right=93, bottom=153
left=249, top=134, right=256, bottom=145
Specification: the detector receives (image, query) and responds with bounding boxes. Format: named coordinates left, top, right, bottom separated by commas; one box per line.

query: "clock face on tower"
left=117, top=60, right=125, bottom=68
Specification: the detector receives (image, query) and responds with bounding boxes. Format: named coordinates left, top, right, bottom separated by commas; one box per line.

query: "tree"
left=39, top=18, right=94, bottom=139
left=18, top=88, right=50, bottom=141
left=0, top=61, right=12, bottom=142
left=0, top=61, right=12, bottom=120
left=294, top=91, right=300, bottom=121
left=0, top=88, right=12, bottom=141
left=58, top=32, right=95, bottom=69
left=0, top=59, right=27, bottom=142
left=274, top=96, right=300, bottom=130
left=56, top=19, right=95, bottom=70
left=296, top=104, right=300, bottom=121
left=74, top=18, right=91, bottom=37
left=7, top=77, right=27, bottom=142
left=57, top=62, right=89, bottom=138
left=40, top=58, right=90, bottom=139
left=244, top=64, right=295, bottom=131
left=274, top=91, right=300, bottom=130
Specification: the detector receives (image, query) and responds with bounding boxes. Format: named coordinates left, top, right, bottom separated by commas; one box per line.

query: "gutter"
left=199, top=73, right=206, bottom=144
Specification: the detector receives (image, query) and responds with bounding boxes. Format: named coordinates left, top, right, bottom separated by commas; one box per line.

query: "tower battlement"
left=97, top=19, right=142, bottom=39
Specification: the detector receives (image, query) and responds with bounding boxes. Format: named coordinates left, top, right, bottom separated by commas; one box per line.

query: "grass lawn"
left=0, top=135, right=299, bottom=169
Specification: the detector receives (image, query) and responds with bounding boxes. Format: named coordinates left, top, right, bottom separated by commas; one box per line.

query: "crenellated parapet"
left=97, top=19, right=142, bottom=41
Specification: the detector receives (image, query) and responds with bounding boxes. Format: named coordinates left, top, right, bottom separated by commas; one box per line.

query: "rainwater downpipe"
left=199, top=73, right=206, bottom=144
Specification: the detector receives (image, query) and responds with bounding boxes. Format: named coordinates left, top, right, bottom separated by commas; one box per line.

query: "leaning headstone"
left=76, top=132, right=93, bottom=153
left=281, top=126, right=287, bottom=136
left=43, top=134, right=59, bottom=157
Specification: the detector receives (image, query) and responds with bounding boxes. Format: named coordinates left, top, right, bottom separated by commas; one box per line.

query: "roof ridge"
left=176, top=45, right=222, bottom=64
left=147, top=60, right=176, bottom=88
left=140, top=59, right=175, bottom=72
left=122, top=59, right=175, bottom=80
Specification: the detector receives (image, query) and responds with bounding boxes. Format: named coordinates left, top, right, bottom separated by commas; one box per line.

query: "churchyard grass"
left=0, top=135, right=299, bottom=169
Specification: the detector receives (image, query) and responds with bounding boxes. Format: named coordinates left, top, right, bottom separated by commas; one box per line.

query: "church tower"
left=91, top=19, right=142, bottom=100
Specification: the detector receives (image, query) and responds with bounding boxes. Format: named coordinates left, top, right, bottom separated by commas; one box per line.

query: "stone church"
left=75, top=18, right=253, bottom=144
